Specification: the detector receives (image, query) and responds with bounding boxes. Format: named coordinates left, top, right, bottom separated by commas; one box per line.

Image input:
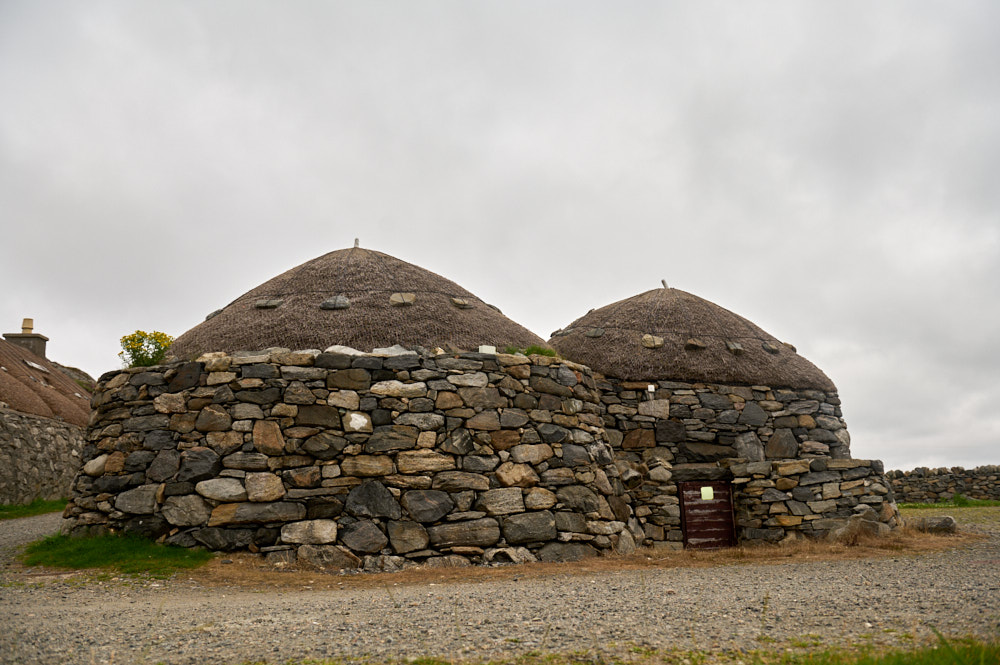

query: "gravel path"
left=0, top=513, right=66, bottom=561
left=2, top=515, right=998, bottom=665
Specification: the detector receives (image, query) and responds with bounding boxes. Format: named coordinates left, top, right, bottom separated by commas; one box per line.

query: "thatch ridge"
left=549, top=287, right=836, bottom=391
left=0, top=338, right=91, bottom=426
left=170, top=247, right=546, bottom=359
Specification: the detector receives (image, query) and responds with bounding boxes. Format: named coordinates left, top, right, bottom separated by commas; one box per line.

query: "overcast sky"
left=2, top=1, right=997, bottom=472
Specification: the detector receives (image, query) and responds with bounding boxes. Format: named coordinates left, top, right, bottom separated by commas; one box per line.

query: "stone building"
left=67, top=247, right=900, bottom=568
left=1, top=319, right=91, bottom=504
left=68, top=247, right=635, bottom=569
left=549, top=286, right=900, bottom=549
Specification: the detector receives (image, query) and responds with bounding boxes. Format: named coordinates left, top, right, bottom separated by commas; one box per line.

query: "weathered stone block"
left=396, top=450, right=456, bottom=474
left=427, top=518, right=500, bottom=548
left=282, top=519, right=338, bottom=544
left=737, top=402, right=768, bottom=427
left=536, top=542, right=597, bottom=562
left=251, top=420, right=284, bottom=456
left=345, top=480, right=402, bottom=519
left=637, top=399, right=671, bottom=419
left=765, top=429, right=798, bottom=459
left=298, top=544, right=362, bottom=570
left=503, top=511, right=556, bottom=544
left=327, top=369, right=371, bottom=391
left=466, top=411, right=501, bottom=431
left=196, top=478, right=248, bottom=502
left=177, top=447, right=221, bottom=483
left=475, top=488, right=525, bottom=516
left=115, top=485, right=159, bottom=514
left=495, top=462, right=540, bottom=488
left=387, top=520, right=429, bottom=553
left=246, top=472, right=286, bottom=502
left=557, top=485, right=601, bottom=513
left=295, top=404, right=342, bottom=428
left=401, top=490, right=454, bottom=523
left=365, top=428, right=417, bottom=453
left=510, top=444, right=553, bottom=465
left=395, top=413, right=445, bottom=431
left=223, top=452, right=269, bottom=471
left=340, top=520, right=389, bottom=553
left=208, top=501, right=305, bottom=526
left=489, top=430, right=520, bottom=451
left=162, top=495, right=211, bottom=526
left=195, top=405, right=232, bottom=432
left=734, top=432, right=765, bottom=462
left=623, top=429, right=655, bottom=450
left=799, top=471, right=841, bottom=486
left=524, top=487, right=557, bottom=509
left=342, top=411, right=373, bottom=433
left=341, top=455, right=394, bottom=477
left=432, top=471, right=490, bottom=491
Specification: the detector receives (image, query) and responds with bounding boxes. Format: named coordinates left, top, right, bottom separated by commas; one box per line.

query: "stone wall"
left=0, top=407, right=86, bottom=504
left=886, top=466, right=1000, bottom=503
left=66, top=350, right=635, bottom=570
left=596, top=378, right=898, bottom=547
left=727, top=457, right=898, bottom=542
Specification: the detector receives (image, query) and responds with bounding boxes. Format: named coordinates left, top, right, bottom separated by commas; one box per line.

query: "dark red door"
left=679, top=481, right=735, bottom=549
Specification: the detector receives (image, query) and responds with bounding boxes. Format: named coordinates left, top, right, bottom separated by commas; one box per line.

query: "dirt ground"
left=1, top=506, right=997, bottom=665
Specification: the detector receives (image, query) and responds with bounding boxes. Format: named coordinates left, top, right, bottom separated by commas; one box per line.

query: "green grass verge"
left=756, top=635, right=1000, bottom=665
left=232, top=637, right=1000, bottom=665
left=899, top=494, right=1000, bottom=509
left=21, top=533, right=213, bottom=578
left=0, top=498, right=67, bottom=520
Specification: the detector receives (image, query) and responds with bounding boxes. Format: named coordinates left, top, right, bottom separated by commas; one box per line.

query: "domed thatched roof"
left=170, top=247, right=546, bottom=359
left=549, top=287, right=835, bottom=391
left=0, top=338, right=91, bottom=426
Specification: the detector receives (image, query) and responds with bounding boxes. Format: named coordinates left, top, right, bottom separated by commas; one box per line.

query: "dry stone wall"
left=726, top=457, right=898, bottom=542
left=0, top=407, right=86, bottom=504
left=597, top=378, right=898, bottom=547
left=887, top=466, right=1000, bottom=503
left=66, top=350, right=634, bottom=570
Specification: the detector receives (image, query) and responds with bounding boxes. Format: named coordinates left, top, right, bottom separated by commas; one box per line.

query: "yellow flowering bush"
left=119, top=330, right=174, bottom=367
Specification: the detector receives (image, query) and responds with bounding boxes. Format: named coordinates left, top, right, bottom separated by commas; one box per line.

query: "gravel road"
left=2, top=514, right=998, bottom=665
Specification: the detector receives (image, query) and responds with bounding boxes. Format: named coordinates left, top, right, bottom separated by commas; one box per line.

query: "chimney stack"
left=4, top=318, right=49, bottom=359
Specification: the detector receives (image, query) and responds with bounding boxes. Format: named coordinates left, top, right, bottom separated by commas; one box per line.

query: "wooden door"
left=679, top=480, right=735, bottom=549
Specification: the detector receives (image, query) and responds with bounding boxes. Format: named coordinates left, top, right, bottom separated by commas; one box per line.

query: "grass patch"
left=749, top=636, right=1000, bottom=664
left=230, top=637, right=1000, bottom=665
left=21, top=533, right=213, bottom=578
left=900, top=494, right=1000, bottom=509
left=0, top=498, right=67, bottom=520
left=503, top=345, right=558, bottom=357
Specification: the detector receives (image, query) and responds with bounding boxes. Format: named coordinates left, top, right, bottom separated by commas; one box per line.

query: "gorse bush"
left=119, top=330, right=174, bottom=367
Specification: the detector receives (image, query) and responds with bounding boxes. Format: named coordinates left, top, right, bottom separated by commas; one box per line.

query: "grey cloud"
left=1, top=1, right=997, bottom=470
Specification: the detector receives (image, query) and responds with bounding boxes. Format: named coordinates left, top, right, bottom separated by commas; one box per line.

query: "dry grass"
left=182, top=508, right=988, bottom=592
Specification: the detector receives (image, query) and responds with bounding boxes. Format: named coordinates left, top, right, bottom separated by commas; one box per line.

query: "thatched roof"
left=0, top=338, right=91, bottom=426
left=170, top=247, right=546, bottom=359
left=549, top=287, right=836, bottom=391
